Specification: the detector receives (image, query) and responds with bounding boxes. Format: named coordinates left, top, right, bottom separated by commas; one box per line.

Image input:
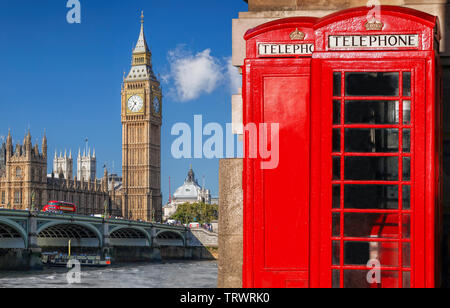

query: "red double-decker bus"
left=43, top=201, right=77, bottom=214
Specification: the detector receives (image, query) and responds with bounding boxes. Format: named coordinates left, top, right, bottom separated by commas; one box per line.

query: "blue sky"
left=0, top=0, right=247, bottom=202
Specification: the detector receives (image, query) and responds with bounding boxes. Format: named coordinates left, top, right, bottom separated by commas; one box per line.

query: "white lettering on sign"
left=258, top=43, right=314, bottom=56
left=329, top=34, right=420, bottom=50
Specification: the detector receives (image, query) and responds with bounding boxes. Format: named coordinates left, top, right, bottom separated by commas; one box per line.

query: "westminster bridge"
left=0, top=209, right=218, bottom=269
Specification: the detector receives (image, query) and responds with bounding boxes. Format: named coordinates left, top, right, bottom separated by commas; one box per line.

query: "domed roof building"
left=163, top=166, right=212, bottom=221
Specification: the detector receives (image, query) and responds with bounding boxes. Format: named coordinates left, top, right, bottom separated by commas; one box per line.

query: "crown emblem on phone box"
left=365, top=19, right=384, bottom=31
left=290, top=28, right=306, bottom=40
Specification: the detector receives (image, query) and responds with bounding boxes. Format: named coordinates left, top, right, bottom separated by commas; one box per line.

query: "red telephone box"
left=243, top=6, right=442, bottom=288
left=243, top=17, right=317, bottom=288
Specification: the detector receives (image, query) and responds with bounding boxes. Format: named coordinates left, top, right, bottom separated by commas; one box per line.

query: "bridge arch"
left=0, top=218, right=27, bottom=249
left=37, top=221, right=102, bottom=248
left=154, top=230, right=185, bottom=247
left=109, top=226, right=151, bottom=247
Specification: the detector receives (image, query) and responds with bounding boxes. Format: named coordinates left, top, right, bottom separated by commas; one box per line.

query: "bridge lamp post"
left=31, top=191, right=36, bottom=212
left=103, top=199, right=108, bottom=219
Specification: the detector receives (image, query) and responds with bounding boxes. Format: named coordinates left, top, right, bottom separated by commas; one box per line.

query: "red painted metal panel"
left=244, top=59, right=311, bottom=288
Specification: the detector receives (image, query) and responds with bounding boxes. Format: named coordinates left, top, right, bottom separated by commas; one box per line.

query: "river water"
left=0, top=261, right=218, bottom=288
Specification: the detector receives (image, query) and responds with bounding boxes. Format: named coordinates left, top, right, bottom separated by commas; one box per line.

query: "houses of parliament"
left=0, top=13, right=163, bottom=222
left=0, top=130, right=122, bottom=217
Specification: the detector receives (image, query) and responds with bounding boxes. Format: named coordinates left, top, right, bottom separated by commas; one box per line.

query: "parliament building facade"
left=0, top=131, right=122, bottom=216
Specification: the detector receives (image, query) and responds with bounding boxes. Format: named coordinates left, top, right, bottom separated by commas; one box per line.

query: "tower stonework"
left=0, top=131, right=48, bottom=210
left=53, top=150, right=73, bottom=180
left=121, top=12, right=163, bottom=222
left=77, top=148, right=96, bottom=182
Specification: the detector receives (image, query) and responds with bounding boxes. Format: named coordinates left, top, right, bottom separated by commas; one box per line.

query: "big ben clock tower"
left=121, top=12, right=162, bottom=222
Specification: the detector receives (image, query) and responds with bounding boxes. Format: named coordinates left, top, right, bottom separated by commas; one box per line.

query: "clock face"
left=153, top=96, right=161, bottom=114
left=127, top=95, right=144, bottom=113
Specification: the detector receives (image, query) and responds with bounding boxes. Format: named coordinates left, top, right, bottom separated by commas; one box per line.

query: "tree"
left=171, top=202, right=218, bottom=225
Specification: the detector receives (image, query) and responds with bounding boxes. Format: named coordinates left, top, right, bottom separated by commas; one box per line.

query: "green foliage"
left=170, top=202, right=218, bottom=225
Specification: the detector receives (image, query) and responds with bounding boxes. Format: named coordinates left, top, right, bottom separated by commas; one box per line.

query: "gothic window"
left=14, top=190, right=22, bottom=204
left=31, top=168, right=35, bottom=182
left=1, top=191, right=5, bottom=204
left=16, top=167, right=22, bottom=178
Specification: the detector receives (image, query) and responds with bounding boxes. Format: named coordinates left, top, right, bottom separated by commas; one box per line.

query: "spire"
left=125, top=11, right=155, bottom=82
left=5, top=130, right=12, bottom=157
left=133, top=11, right=149, bottom=54
left=42, top=130, right=47, bottom=149
left=41, top=133, right=47, bottom=158
left=78, top=148, right=81, bottom=158
left=23, top=130, right=31, bottom=156
left=6, top=129, right=12, bottom=146
left=25, top=130, right=31, bottom=145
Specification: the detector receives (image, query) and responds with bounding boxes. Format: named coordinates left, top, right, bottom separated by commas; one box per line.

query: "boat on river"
left=42, top=252, right=111, bottom=267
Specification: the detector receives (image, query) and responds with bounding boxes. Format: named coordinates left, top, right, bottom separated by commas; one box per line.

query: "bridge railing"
left=0, top=209, right=188, bottom=232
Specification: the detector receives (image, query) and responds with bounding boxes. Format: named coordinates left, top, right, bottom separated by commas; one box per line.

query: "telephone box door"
left=244, top=59, right=311, bottom=288
left=315, top=59, right=426, bottom=288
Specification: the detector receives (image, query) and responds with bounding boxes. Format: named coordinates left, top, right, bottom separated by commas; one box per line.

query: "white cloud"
left=167, top=46, right=224, bottom=102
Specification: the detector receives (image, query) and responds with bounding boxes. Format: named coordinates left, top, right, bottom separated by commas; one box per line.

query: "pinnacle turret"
left=6, top=129, right=11, bottom=143
left=42, top=131, right=47, bottom=158
left=25, top=130, right=31, bottom=145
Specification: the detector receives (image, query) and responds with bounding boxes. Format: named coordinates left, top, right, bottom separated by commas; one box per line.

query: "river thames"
left=0, top=261, right=218, bottom=288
